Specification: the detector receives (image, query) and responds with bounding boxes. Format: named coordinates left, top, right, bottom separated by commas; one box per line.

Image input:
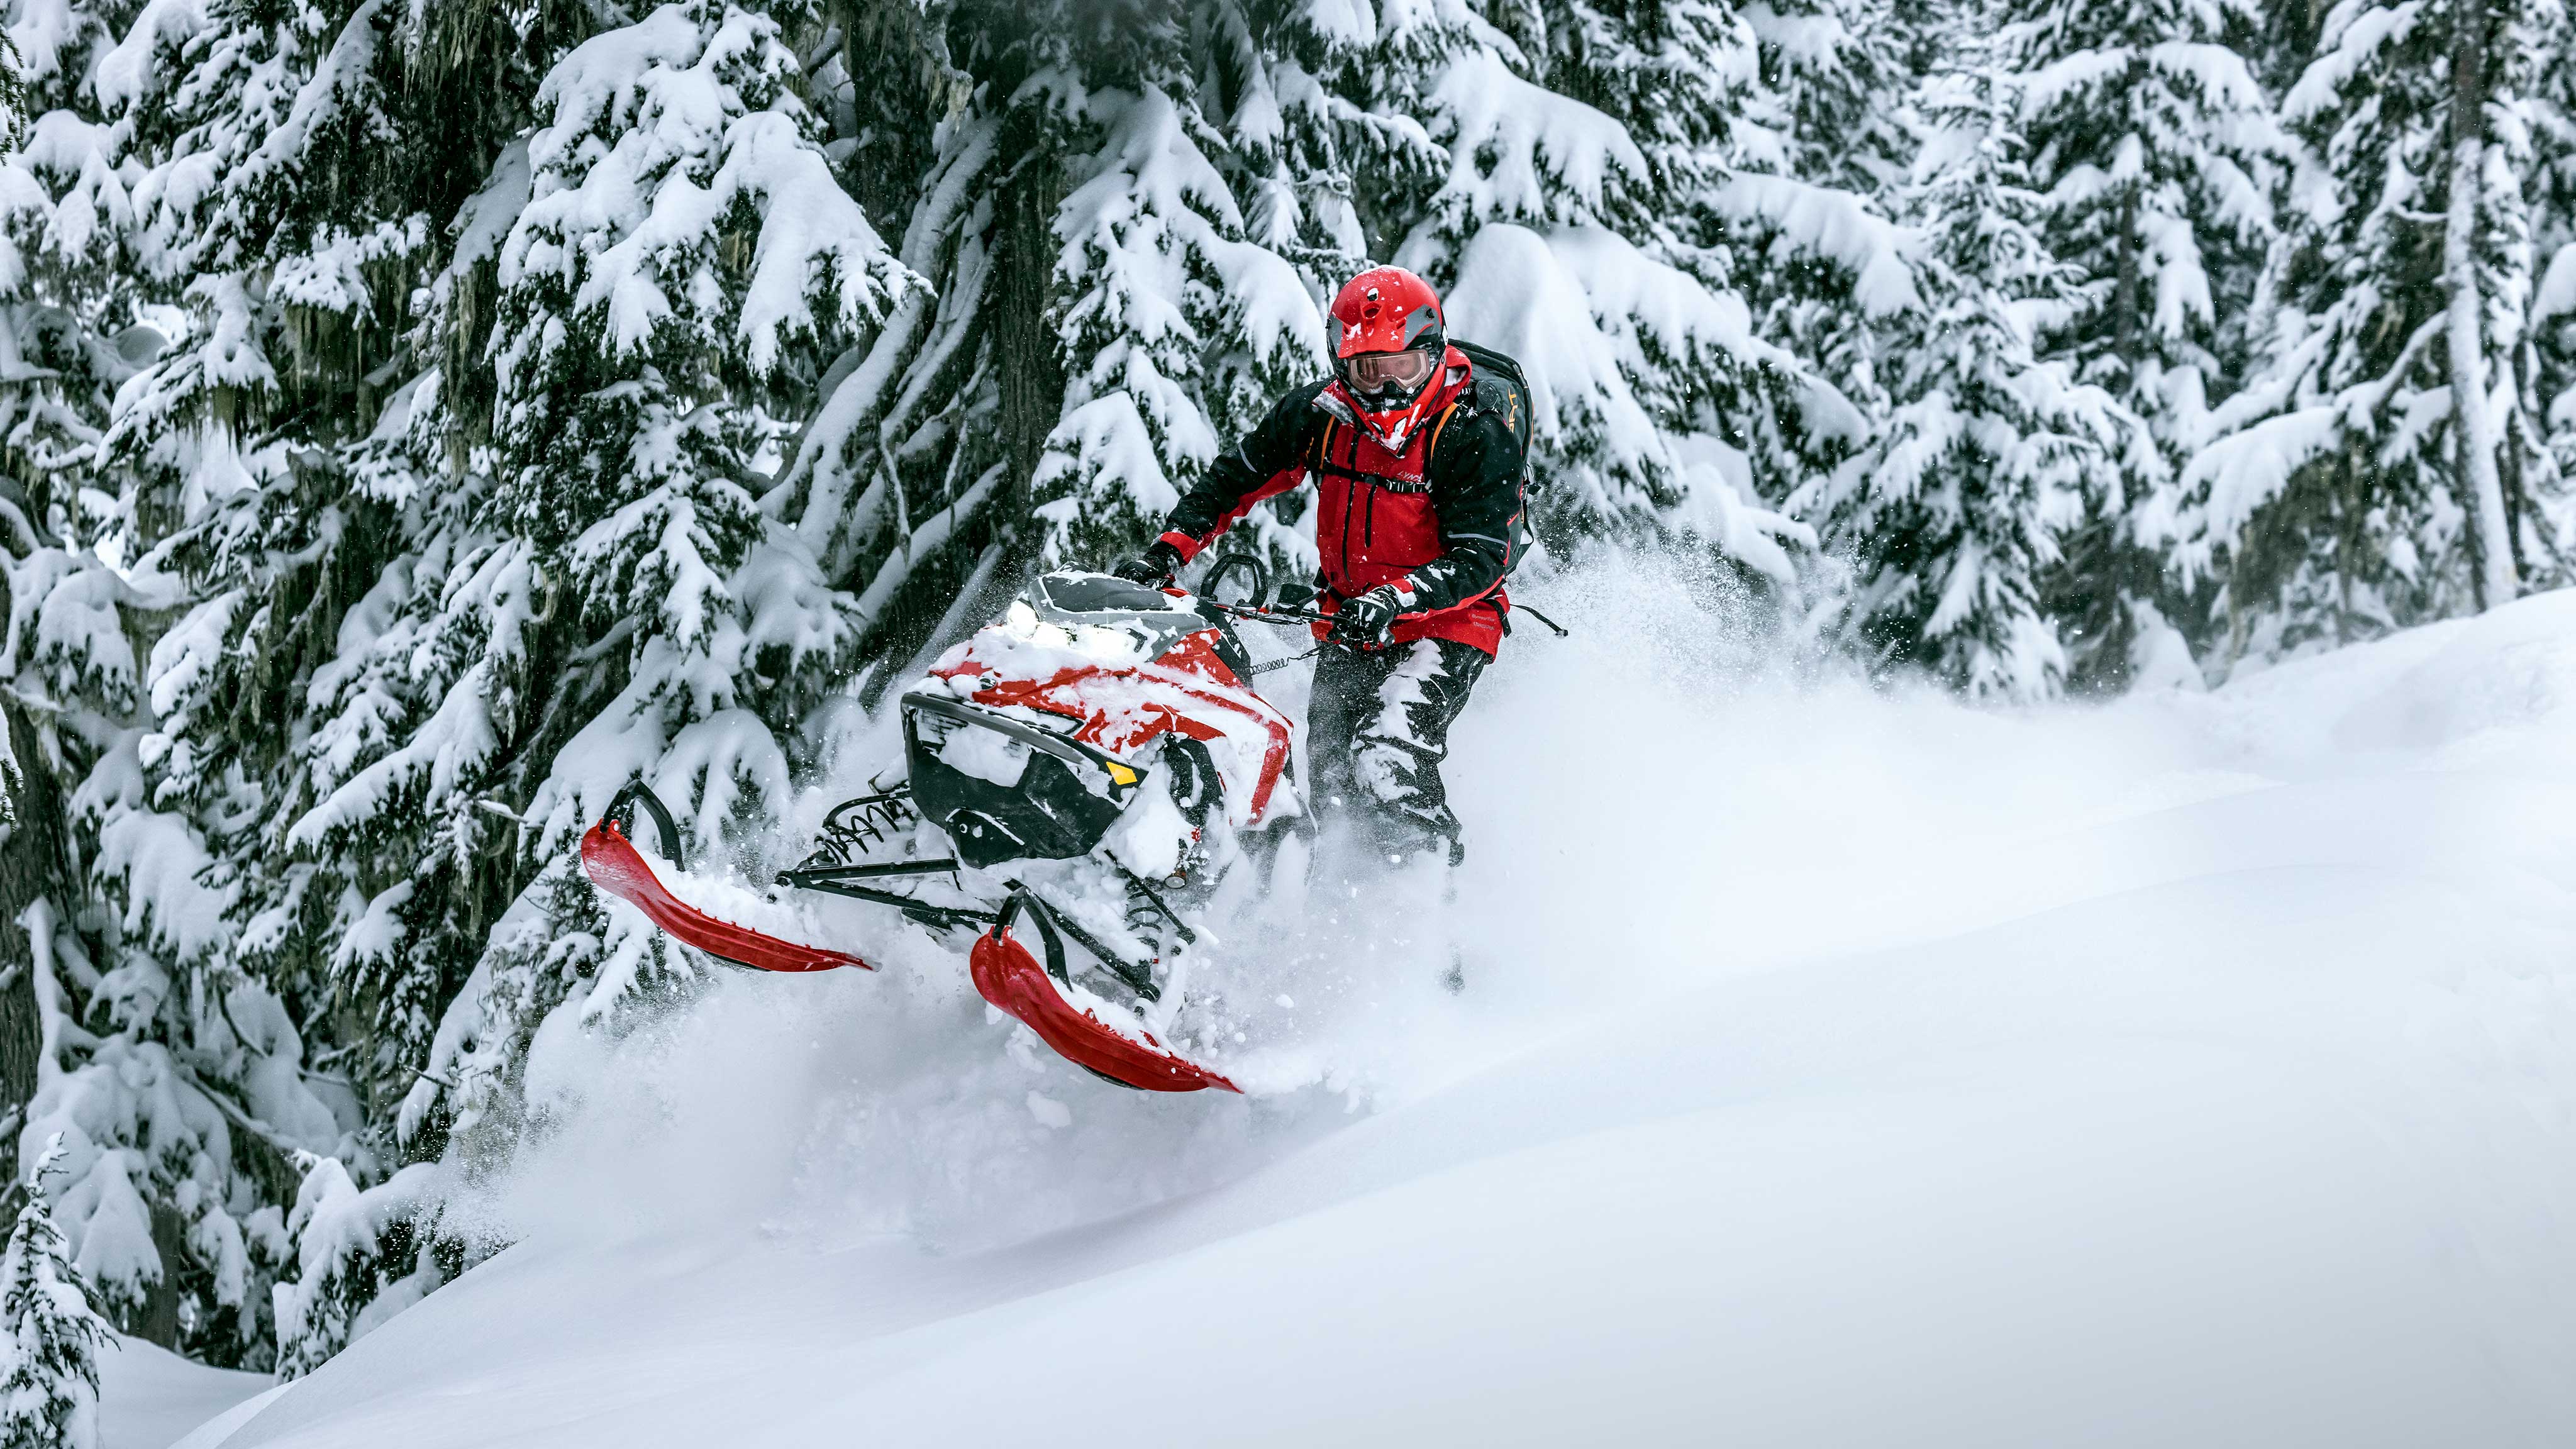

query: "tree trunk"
left=2502, top=358, right=2534, bottom=578
left=2445, top=0, right=2517, bottom=611
left=991, top=102, right=1065, bottom=571
left=839, top=0, right=941, bottom=231
left=0, top=698, right=67, bottom=1132
left=2112, top=176, right=2141, bottom=378
left=2336, top=475, right=2357, bottom=647
left=131, top=1197, right=189, bottom=1348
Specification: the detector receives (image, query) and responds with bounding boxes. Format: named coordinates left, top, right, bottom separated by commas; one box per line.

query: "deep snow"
left=150, top=568, right=2576, bottom=1446
left=97, top=1335, right=269, bottom=1449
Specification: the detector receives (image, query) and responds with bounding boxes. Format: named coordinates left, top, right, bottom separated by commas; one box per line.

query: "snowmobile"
left=579, top=565, right=1326, bottom=1094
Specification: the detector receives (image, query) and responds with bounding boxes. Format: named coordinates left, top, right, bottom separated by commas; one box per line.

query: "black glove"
left=1328, top=586, right=1402, bottom=650
left=1112, top=540, right=1185, bottom=586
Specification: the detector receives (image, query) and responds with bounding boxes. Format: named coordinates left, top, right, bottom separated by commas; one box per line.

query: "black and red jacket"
left=1155, top=347, right=1528, bottom=655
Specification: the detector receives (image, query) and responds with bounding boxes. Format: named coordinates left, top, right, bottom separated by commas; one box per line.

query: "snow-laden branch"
left=1707, top=172, right=1921, bottom=317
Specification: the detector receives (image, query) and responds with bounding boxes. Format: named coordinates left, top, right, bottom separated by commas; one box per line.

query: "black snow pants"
left=1306, top=637, right=1489, bottom=867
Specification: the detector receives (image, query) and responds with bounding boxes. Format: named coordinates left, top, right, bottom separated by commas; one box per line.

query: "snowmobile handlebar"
left=1201, top=599, right=1384, bottom=666
left=1193, top=555, right=1341, bottom=633
left=1191, top=555, right=1568, bottom=641
left=1206, top=596, right=1567, bottom=647
left=1190, top=550, right=1568, bottom=640
left=1203, top=599, right=1333, bottom=628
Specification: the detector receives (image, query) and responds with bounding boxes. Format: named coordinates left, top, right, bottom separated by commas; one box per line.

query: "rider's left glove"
left=1112, top=540, right=1187, bottom=587
left=1327, top=586, right=1404, bottom=650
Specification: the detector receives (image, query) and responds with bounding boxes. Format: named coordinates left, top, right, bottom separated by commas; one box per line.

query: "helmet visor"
left=1341, top=345, right=1439, bottom=406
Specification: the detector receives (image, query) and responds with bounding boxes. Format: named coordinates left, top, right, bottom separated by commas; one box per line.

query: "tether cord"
left=1249, top=645, right=1323, bottom=676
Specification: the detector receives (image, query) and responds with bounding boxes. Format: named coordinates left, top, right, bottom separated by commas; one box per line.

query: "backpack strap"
left=1422, top=401, right=1461, bottom=469
left=1307, top=413, right=1437, bottom=494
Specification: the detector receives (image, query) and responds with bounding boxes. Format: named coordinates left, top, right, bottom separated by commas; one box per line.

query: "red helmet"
left=1330, top=266, right=1450, bottom=448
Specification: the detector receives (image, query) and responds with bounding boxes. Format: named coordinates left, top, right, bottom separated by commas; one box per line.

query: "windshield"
left=1035, top=573, right=1194, bottom=616
left=1013, top=570, right=1255, bottom=682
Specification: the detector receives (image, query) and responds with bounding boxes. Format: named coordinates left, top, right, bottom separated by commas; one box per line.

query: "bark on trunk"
left=131, top=1197, right=188, bottom=1348
left=2336, top=469, right=2358, bottom=646
left=2112, top=180, right=2141, bottom=377
left=0, top=699, right=67, bottom=1132
left=2445, top=0, right=2518, bottom=611
left=991, top=103, right=1065, bottom=571
left=839, top=0, right=941, bottom=231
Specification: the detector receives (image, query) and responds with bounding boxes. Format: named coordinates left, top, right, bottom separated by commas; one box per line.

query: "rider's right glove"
left=1112, top=540, right=1186, bottom=587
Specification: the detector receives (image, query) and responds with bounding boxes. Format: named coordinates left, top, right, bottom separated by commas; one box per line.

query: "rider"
left=1116, top=265, right=1526, bottom=867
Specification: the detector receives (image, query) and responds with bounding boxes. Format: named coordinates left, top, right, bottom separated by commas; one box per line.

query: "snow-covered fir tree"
left=1743, top=0, right=1919, bottom=194
left=1721, top=0, right=1926, bottom=541
left=1030, top=31, right=1324, bottom=572
left=2169, top=0, right=2563, bottom=660
left=0, top=1136, right=112, bottom=1449
left=1711, top=0, right=1922, bottom=597
left=2006, top=0, right=2279, bottom=409
left=0, top=0, right=362, bottom=1368
left=1999, top=0, right=2284, bottom=686
left=2515, top=12, right=2576, bottom=572
left=20, top=0, right=572, bottom=1365
left=1795, top=66, right=2135, bottom=698
left=431, top=0, right=913, bottom=1140
left=214, top=0, right=909, bottom=1373
left=1384, top=0, right=1834, bottom=577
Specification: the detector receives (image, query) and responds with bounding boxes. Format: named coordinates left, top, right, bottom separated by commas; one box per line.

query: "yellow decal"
left=1104, top=760, right=1140, bottom=787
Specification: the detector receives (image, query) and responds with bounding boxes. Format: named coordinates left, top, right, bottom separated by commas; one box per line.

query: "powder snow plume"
left=204, top=555, right=2576, bottom=1448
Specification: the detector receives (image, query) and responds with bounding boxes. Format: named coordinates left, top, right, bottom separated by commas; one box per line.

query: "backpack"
left=1446, top=338, right=1536, bottom=580
left=1450, top=340, right=1533, bottom=458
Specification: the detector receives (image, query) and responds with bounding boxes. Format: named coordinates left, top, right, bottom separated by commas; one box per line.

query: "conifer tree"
left=2001, top=0, right=2284, bottom=686
left=2174, top=0, right=2560, bottom=660
left=1378, top=0, right=1827, bottom=574
left=1711, top=0, right=1923, bottom=580
left=2509, top=8, right=2576, bottom=580
left=0, top=1136, right=111, bottom=1449
left=402, top=0, right=913, bottom=1163
left=38, top=0, right=579, bottom=1365
left=765, top=0, right=1084, bottom=671
left=1744, top=0, right=1919, bottom=194
left=268, top=1153, right=442, bottom=1377
left=0, top=0, right=374, bottom=1367
left=2006, top=0, right=2277, bottom=404
left=1796, top=67, right=2135, bottom=698
left=1031, top=50, right=1324, bottom=569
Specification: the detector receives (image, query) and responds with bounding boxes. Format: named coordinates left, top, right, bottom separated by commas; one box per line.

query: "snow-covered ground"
left=149, top=569, right=2576, bottom=1446
left=98, top=1335, right=270, bottom=1449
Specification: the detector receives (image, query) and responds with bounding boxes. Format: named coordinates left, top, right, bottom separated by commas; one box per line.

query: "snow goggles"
left=1341, top=345, right=1440, bottom=407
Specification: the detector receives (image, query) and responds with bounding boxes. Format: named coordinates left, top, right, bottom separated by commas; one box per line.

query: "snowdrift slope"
left=99, top=1336, right=270, bottom=1449
left=192, top=578, right=2576, bottom=1447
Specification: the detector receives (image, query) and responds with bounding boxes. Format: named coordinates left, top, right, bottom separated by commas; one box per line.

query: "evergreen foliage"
left=2169, top=0, right=2565, bottom=660
left=1797, top=68, right=2136, bottom=698
left=0, top=1136, right=112, bottom=1449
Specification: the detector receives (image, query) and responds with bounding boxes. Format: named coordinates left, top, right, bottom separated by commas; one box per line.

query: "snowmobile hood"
left=924, top=645, right=1291, bottom=822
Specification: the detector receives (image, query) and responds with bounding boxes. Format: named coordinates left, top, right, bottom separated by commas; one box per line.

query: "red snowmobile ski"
left=580, top=569, right=1312, bottom=1093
